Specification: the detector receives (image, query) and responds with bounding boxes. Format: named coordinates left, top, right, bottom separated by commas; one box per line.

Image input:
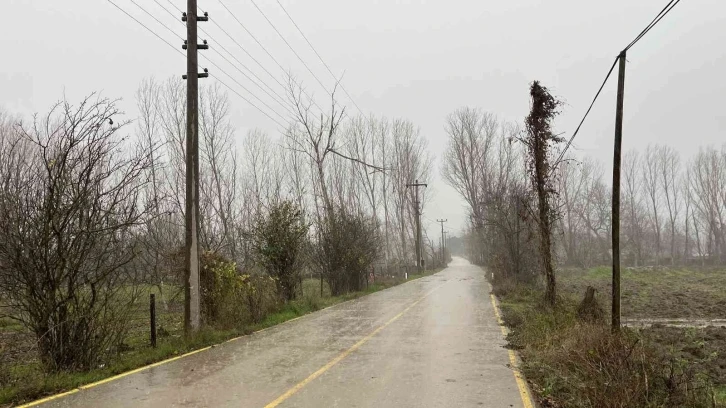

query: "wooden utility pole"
left=406, top=179, right=427, bottom=273
left=514, top=197, right=521, bottom=276
left=150, top=294, right=157, bottom=348
left=182, top=1, right=208, bottom=335
left=437, top=219, right=447, bottom=265
left=611, top=50, right=626, bottom=333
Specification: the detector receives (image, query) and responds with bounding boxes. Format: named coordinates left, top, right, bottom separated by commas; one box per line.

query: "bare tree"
left=134, top=79, right=180, bottom=308
left=689, top=147, right=726, bottom=263
left=642, top=145, right=663, bottom=265
left=622, top=150, right=645, bottom=266
left=389, top=119, right=433, bottom=263
left=442, top=108, right=498, bottom=263
left=285, top=78, right=345, bottom=219
left=658, top=145, right=681, bottom=265
left=199, top=84, right=238, bottom=259
left=0, top=95, right=152, bottom=370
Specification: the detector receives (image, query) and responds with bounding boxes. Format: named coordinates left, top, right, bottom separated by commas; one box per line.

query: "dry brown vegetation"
left=442, top=79, right=726, bottom=406
left=495, top=282, right=721, bottom=408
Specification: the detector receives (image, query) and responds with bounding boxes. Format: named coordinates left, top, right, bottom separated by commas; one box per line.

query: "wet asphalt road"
left=36, top=258, right=525, bottom=408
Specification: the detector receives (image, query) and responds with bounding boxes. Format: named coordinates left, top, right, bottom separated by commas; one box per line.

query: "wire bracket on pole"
left=182, top=11, right=209, bottom=22
left=181, top=9, right=208, bottom=81
left=182, top=39, right=209, bottom=50
left=182, top=68, right=209, bottom=80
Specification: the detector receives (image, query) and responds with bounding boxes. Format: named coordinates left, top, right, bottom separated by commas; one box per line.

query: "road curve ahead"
left=34, top=258, right=528, bottom=408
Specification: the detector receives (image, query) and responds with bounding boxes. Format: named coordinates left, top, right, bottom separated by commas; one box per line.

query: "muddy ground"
left=559, top=266, right=726, bottom=319
left=642, top=325, right=726, bottom=393
left=559, top=266, right=726, bottom=398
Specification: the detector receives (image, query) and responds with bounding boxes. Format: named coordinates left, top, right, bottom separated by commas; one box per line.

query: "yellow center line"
left=489, top=292, right=535, bottom=408
left=263, top=281, right=450, bottom=408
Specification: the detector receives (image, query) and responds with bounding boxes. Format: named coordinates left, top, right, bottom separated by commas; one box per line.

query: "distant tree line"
left=443, top=95, right=726, bottom=283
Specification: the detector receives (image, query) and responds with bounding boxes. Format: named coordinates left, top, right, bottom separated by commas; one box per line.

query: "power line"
left=204, top=49, right=296, bottom=118
left=150, top=0, right=293, bottom=115
left=140, top=1, right=293, bottom=121
left=625, top=0, right=681, bottom=51
left=128, top=0, right=183, bottom=40
left=550, top=56, right=619, bottom=174
left=107, top=0, right=184, bottom=57
left=201, top=54, right=291, bottom=124
left=153, top=0, right=182, bottom=21
left=216, top=0, right=295, bottom=85
left=164, top=0, right=182, bottom=13
left=551, top=0, right=684, bottom=173
left=207, top=20, right=289, bottom=98
left=248, top=0, right=333, bottom=98
left=216, top=0, right=323, bottom=113
left=273, top=0, right=366, bottom=117
left=107, top=0, right=289, bottom=130
left=212, top=74, right=288, bottom=131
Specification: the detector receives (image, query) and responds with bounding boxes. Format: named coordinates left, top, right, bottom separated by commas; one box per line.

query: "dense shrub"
left=251, top=201, right=309, bottom=302
left=315, top=209, right=379, bottom=296
left=200, top=252, right=278, bottom=328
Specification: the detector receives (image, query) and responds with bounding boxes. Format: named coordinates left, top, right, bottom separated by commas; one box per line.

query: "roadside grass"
left=717, top=386, right=726, bottom=405
left=493, top=279, right=722, bottom=407
left=0, top=267, right=443, bottom=407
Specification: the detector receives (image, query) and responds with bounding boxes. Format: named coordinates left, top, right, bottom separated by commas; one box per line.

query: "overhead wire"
left=273, top=0, right=366, bottom=117
left=211, top=74, right=288, bottom=131
left=248, top=0, right=333, bottom=98
left=625, top=0, right=680, bottom=51
left=146, top=0, right=294, bottom=123
left=107, top=0, right=184, bottom=57
left=207, top=20, right=290, bottom=99
left=150, top=0, right=295, bottom=116
left=550, top=56, right=619, bottom=174
left=215, top=0, right=323, bottom=114
left=550, top=0, right=684, bottom=173
left=199, top=55, right=291, bottom=124
left=108, top=0, right=290, bottom=130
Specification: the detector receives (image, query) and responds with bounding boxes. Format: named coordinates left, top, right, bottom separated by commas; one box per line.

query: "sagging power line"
left=551, top=0, right=684, bottom=174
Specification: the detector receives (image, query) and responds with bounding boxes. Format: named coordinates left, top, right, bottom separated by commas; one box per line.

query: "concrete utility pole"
left=443, top=231, right=449, bottom=260
left=406, top=179, right=427, bottom=273
left=182, top=1, right=209, bottom=335
left=611, top=50, right=626, bottom=333
left=436, top=219, right=447, bottom=264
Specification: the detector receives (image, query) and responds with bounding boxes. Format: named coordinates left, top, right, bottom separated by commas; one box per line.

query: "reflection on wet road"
left=35, top=258, right=527, bottom=407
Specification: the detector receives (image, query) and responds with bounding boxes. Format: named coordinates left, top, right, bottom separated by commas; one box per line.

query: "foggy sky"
left=3, top=0, right=725, bottom=237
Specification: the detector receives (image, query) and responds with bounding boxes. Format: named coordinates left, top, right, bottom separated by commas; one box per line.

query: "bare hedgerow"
left=0, top=95, right=152, bottom=371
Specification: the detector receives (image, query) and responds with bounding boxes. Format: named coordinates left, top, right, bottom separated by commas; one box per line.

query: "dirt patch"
left=559, top=267, right=726, bottom=319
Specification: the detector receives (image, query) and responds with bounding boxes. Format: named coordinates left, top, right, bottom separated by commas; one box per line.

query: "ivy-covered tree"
left=520, top=81, right=563, bottom=306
